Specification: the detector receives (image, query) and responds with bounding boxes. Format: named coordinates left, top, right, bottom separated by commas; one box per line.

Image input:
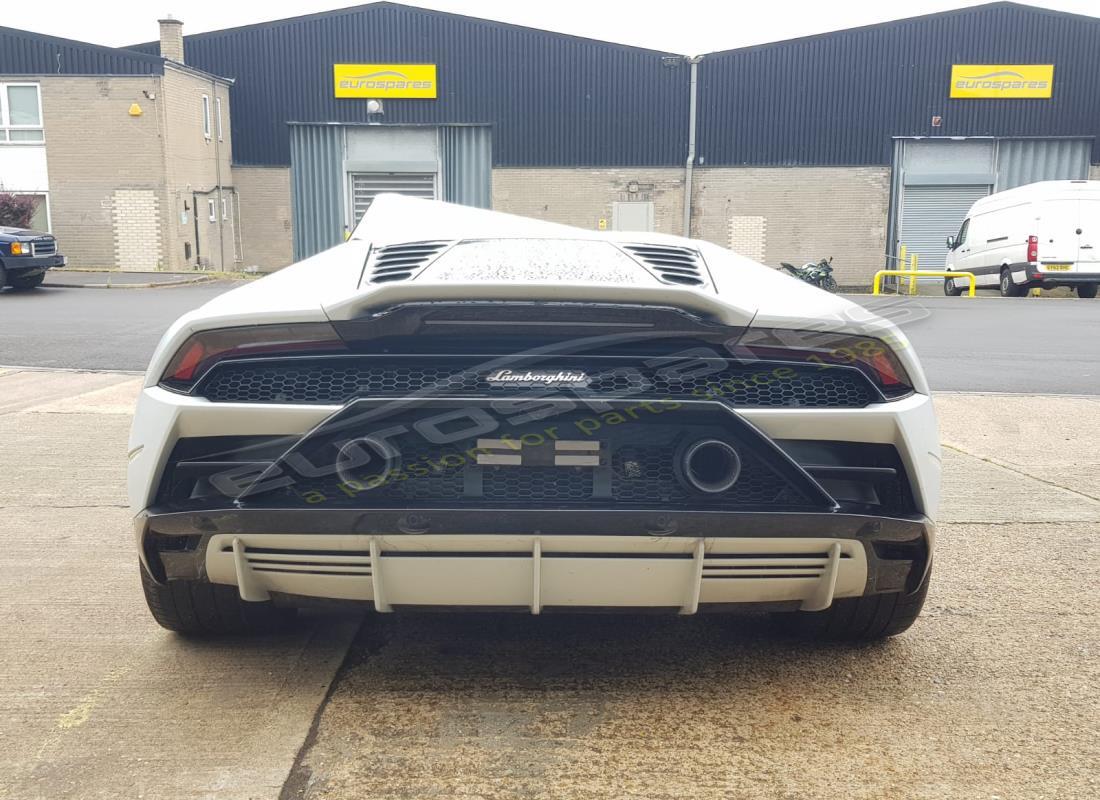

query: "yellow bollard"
left=908, top=252, right=919, bottom=295
left=873, top=270, right=976, bottom=297
left=897, top=245, right=907, bottom=295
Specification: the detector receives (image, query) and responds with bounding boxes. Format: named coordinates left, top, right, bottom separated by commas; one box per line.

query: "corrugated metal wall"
left=996, top=138, right=1090, bottom=189
left=291, top=122, right=493, bottom=259
left=289, top=124, right=344, bottom=261
left=161, top=3, right=687, bottom=168
left=697, top=3, right=1100, bottom=166
left=442, top=126, right=492, bottom=208
left=0, top=28, right=163, bottom=75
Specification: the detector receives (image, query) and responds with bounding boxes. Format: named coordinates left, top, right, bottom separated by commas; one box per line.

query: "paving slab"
left=0, top=370, right=137, bottom=416
left=288, top=517, right=1100, bottom=800
left=0, top=372, right=360, bottom=800
left=289, top=392, right=1100, bottom=800
left=936, top=393, right=1100, bottom=501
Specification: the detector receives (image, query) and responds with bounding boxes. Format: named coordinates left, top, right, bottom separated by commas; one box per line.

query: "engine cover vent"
left=621, top=244, right=709, bottom=287
left=367, top=240, right=451, bottom=284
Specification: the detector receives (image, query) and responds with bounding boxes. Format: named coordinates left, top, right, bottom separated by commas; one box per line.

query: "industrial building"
left=0, top=20, right=237, bottom=271
left=2, top=2, right=1099, bottom=283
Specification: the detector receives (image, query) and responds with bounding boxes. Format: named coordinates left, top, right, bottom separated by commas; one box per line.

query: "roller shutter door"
left=350, top=173, right=436, bottom=225
left=898, top=185, right=990, bottom=270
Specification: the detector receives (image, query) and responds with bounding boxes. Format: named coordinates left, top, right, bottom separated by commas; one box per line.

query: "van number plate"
left=1044, top=264, right=1071, bottom=271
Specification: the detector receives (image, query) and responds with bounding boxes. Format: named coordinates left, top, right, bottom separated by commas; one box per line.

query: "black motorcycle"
left=779, top=257, right=838, bottom=292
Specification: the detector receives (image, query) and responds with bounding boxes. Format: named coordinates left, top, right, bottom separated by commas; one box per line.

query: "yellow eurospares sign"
left=950, top=64, right=1054, bottom=98
left=334, top=64, right=437, bottom=99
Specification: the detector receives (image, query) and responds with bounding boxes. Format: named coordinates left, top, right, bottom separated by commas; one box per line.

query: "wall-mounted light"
left=366, top=99, right=384, bottom=114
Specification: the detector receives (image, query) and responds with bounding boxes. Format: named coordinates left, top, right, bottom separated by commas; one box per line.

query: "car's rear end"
left=129, top=196, right=939, bottom=640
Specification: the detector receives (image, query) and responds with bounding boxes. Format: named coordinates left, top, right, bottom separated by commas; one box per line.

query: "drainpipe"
left=682, top=55, right=702, bottom=238
left=212, top=77, right=226, bottom=271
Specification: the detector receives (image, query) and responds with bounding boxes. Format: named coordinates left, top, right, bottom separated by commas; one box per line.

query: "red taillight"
left=170, top=340, right=208, bottom=382
left=1028, top=235, right=1039, bottom=263
left=160, top=323, right=347, bottom=391
left=733, top=328, right=914, bottom=398
left=867, top=349, right=903, bottom=387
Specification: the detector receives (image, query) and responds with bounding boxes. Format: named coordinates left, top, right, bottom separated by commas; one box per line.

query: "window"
left=955, top=219, right=969, bottom=249
left=201, top=94, right=211, bottom=139
left=3, top=193, right=50, bottom=230
left=215, top=97, right=223, bottom=141
left=207, top=199, right=216, bottom=222
left=0, top=83, right=44, bottom=144
left=221, top=197, right=229, bottom=221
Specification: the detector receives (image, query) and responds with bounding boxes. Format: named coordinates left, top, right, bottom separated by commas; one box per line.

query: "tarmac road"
left=1, top=371, right=1097, bottom=799
left=0, top=281, right=245, bottom=373
left=0, top=282, right=1098, bottom=394
left=856, top=294, right=1100, bottom=395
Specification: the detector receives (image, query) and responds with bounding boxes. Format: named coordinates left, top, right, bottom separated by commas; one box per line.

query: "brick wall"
left=492, top=166, right=890, bottom=285
left=24, top=70, right=237, bottom=272
left=691, top=166, right=891, bottom=286
left=492, top=168, right=686, bottom=235
left=234, top=166, right=293, bottom=270
left=112, top=189, right=162, bottom=270
left=34, top=75, right=167, bottom=269
left=160, top=66, right=236, bottom=270
left=1090, top=164, right=1100, bottom=180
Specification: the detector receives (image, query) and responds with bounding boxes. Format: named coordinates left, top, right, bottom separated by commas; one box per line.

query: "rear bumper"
left=138, top=507, right=933, bottom=613
left=1025, top=264, right=1100, bottom=285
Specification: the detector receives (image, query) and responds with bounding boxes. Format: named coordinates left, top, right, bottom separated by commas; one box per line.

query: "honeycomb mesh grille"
left=197, top=358, right=877, bottom=408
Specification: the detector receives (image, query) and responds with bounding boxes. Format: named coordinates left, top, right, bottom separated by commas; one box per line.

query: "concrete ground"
left=1, top=370, right=1097, bottom=799
left=0, top=369, right=358, bottom=800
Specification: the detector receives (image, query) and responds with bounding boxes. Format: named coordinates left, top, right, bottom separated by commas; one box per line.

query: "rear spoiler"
left=322, top=281, right=757, bottom=328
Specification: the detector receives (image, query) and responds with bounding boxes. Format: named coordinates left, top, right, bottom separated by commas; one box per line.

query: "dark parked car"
left=0, top=226, right=66, bottom=291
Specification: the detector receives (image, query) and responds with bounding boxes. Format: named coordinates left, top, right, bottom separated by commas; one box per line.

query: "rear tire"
left=1078, top=283, right=1098, bottom=299
left=944, top=275, right=964, bottom=296
left=772, top=564, right=931, bottom=642
left=8, top=272, right=44, bottom=291
left=140, top=562, right=296, bottom=635
left=1000, top=268, right=1022, bottom=297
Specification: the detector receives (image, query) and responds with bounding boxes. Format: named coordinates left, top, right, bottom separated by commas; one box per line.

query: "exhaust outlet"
left=682, top=439, right=741, bottom=494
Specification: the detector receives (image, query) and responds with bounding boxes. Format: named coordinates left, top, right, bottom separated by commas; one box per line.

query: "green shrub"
left=0, top=194, right=38, bottom=228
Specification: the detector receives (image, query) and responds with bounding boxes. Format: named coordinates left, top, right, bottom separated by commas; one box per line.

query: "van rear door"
left=1077, top=198, right=1100, bottom=273
left=1037, top=199, right=1080, bottom=268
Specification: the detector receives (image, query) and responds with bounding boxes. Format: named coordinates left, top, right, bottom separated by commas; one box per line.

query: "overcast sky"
left=18, top=0, right=1100, bottom=53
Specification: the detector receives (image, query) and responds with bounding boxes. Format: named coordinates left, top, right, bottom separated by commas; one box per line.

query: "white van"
left=944, top=180, right=1100, bottom=299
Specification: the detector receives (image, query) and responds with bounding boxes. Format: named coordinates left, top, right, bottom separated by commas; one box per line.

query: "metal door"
left=348, top=173, right=437, bottom=226
left=899, top=185, right=990, bottom=270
